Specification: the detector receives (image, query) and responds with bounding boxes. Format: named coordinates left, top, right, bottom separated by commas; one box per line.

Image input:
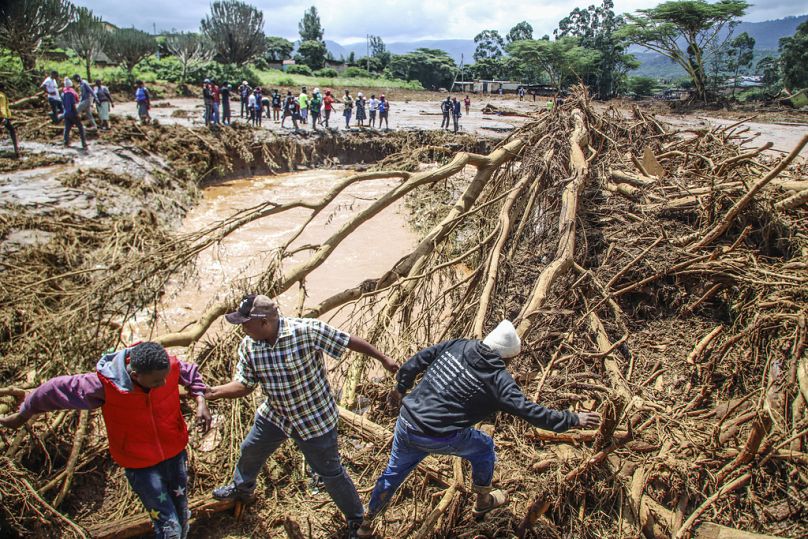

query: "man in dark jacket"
left=357, top=320, right=601, bottom=537
left=440, top=96, right=451, bottom=129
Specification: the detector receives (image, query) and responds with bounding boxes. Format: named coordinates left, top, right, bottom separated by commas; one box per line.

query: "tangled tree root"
left=1, top=87, right=807, bottom=538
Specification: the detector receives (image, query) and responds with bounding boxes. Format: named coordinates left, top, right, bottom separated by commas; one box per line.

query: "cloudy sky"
left=77, top=0, right=807, bottom=44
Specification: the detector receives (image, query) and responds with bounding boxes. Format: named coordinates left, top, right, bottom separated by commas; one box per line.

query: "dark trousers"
left=241, top=99, right=249, bottom=118
left=48, top=97, right=63, bottom=118
left=452, top=114, right=460, bottom=133
left=222, top=100, right=230, bottom=124
left=63, top=115, right=86, bottom=148
left=233, top=413, right=363, bottom=525
left=125, top=450, right=189, bottom=539
left=441, top=112, right=450, bottom=129
left=3, top=119, right=19, bottom=156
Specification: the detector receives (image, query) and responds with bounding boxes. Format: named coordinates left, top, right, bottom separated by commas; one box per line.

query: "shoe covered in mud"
left=212, top=483, right=257, bottom=504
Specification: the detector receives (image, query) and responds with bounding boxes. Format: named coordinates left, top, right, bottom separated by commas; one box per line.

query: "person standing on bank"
left=93, top=79, right=113, bottom=131
left=309, top=88, right=323, bottom=131
left=0, top=342, right=212, bottom=539
left=61, top=78, right=88, bottom=150
left=298, top=87, right=309, bottom=126
left=355, top=92, right=366, bottom=127
left=221, top=82, right=231, bottom=125
left=271, top=89, right=281, bottom=122
left=239, top=80, right=251, bottom=118
left=357, top=320, right=601, bottom=537
left=440, top=96, right=451, bottom=129
left=322, top=89, right=335, bottom=128
left=73, top=74, right=98, bottom=129
left=464, top=94, right=471, bottom=116
left=367, top=94, right=378, bottom=128
left=342, top=90, right=353, bottom=129
left=451, top=96, right=462, bottom=133
left=377, top=95, right=390, bottom=130
left=206, top=294, right=399, bottom=539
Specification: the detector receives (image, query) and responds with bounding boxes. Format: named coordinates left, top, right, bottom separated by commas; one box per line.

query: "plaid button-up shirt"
left=235, top=317, right=350, bottom=440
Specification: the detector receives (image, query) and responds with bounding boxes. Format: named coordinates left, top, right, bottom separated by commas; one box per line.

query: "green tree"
left=165, top=31, right=213, bottom=85
left=508, top=37, right=600, bottom=90
left=619, top=0, right=749, bottom=103
left=386, top=48, right=456, bottom=90
left=200, top=0, right=266, bottom=66
left=299, top=6, right=324, bottom=42
left=63, top=6, right=107, bottom=81
left=368, top=35, right=391, bottom=69
left=627, top=75, right=657, bottom=96
left=557, top=0, right=636, bottom=99
left=756, top=56, right=781, bottom=96
left=779, top=21, right=808, bottom=90
left=0, top=0, right=75, bottom=71
left=264, top=36, right=293, bottom=61
left=348, top=51, right=356, bottom=64
left=507, top=21, right=534, bottom=44
left=473, top=30, right=505, bottom=61
left=106, top=28, right=156, bottom=77
left=726, top=32, right=754, bottom=97
left=470, top=57, right=509, bottom=80
left=296, top=40, right=327, bottom=70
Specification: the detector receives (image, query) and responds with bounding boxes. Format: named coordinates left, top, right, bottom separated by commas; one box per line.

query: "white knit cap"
left=64, top=77, right=73, bottom=87
left=482, top=320, right=521, bottom=358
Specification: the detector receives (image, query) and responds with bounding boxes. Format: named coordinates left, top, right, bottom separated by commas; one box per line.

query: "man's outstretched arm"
left=347, top=335, right=398, bottom=374
left=0, top=374, right=104, bottom=430
left=204, top=381, right=255, bottom=401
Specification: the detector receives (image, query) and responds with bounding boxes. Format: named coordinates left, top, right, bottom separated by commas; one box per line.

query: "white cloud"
left=76, top=0, right=807, bottom=43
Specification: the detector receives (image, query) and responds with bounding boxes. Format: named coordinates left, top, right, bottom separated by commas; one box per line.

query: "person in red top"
left=0, top=342, right=211, bottom=539
left=211, top=81, right=221, bottom=125
left=322, top=89, right=335, bottom=128
left=464, top=95, right=471, bottom=116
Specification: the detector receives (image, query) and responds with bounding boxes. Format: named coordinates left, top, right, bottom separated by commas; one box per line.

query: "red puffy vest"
left=98, top=355, right=188, bottom=469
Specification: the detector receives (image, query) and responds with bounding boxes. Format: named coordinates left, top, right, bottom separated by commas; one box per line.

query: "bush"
left=285, top=64, right=313, bottom=76
left=344, top=66, right=373, bottom=78
left=276, top=77, right=294, bottom=86
left=314, top=67, right=338, bottom=78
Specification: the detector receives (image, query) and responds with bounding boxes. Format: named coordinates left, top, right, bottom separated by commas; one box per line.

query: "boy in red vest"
left=0, top=342, right=211, bottom=539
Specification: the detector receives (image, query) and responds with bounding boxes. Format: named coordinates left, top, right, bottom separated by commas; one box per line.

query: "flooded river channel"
left=132, top=169, right=417, bottom=342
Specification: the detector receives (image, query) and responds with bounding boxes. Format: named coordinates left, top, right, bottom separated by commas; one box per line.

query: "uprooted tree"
left=1, top=88, right=807, bottom=538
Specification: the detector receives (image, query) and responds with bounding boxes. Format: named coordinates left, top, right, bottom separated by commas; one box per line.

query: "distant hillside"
left=319, top=14, right=807, bottom=79
left=327, top=39, right=475, bottom=64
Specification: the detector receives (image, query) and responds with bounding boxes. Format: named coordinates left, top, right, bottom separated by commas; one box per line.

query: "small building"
left=451, top=79, right=527, bottom=94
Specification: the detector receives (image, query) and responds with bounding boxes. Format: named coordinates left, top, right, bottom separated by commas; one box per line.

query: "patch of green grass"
left=255, top=68, right=422, bottom=91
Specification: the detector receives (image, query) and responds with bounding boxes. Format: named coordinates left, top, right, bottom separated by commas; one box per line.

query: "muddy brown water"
left=130, top=169, right=417, bottom=343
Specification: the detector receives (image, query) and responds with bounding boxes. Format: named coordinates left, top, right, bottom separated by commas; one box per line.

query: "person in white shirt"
left=368, top=94, right=379, bottom=128
left=248, top=93, right=257, bottom=127
left=41, top=70, right=63, bottom=119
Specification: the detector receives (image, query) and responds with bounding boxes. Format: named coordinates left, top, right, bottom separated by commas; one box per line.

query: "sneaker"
left=348, top=520, right=367, bottom=539
left=212, top=483, right=256, bottom=503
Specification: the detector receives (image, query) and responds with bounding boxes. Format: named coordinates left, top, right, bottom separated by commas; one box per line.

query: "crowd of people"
left=0, top=291, right=600, bottom=539
left=201, top=80, right=393, bottom=132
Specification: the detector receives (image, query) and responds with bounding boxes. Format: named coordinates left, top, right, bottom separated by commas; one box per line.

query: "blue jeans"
left=124, top=450, right=190, bottom=539
left=367, top=416, right=496, bottom=515
left=211, top=102, right=220, bottom=124
left=233, top=412, right=364, bottom=525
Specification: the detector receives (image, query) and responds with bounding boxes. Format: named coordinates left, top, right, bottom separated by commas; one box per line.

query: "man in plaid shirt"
left=205, top=294, right=398, bottom=537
